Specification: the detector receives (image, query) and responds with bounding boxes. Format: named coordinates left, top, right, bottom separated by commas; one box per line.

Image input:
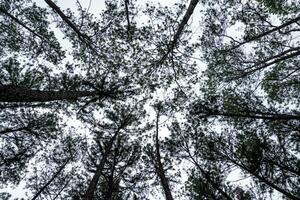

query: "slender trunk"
left=264, top=158, right=300, bottom=176
left=228, top=15, right=300, bottom=50
left=158, top=0, right=199, bottom=65
left=44, top=0, right=86, bottom=40
left=103, top=177, right=114, bottom=200
left=200, top=110, right=300, bottom=121
left=44, top=0, right=98, bottom=55
left=239, top=49, right=300, bottom=78
left=154, top=112, right=174, bottom=200
left=0, top=126, right=29, bottom=135
left=0, top=85, right=97, bottom=102
left=124, top=0, right=131, bottom=39
left=170, top=0, right=199, bottom=49
left=249, top=47, right=300, bottom=69
left=103, top=138, right=120, bottom=200
left=226, top=156, right=300, bottom=200
left=83, top=131, right=119, bottom=200
left=0, top=7, right=43, bottom=39
left=53, top=177, right=71, bottom=200
left=31, top=159, right=69, bottom=200
left=185, top=149, right=233, bottom=200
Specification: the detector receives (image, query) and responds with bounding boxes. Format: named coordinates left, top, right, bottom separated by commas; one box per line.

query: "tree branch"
left=0, top=7, right=43, bottom=39
left=228, top=15, right=300, bottom=51
left=237, top=48, right=300, bottom=79
left=31, top=159, right=70, bottom=200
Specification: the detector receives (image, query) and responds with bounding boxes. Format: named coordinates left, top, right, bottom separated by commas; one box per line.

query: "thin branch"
left=230, top=175, right=251, bottom=183
left=182, top=139, right=233, bottom=200
left=227, top=15, right=300, bottom=51
left=31, top=159, right=70, bottom=200
left=237, top=48, right=300, bottom=79
left=0, top=7, right=43, bottom=39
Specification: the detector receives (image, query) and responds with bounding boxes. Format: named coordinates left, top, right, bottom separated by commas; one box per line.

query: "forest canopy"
left=0, top=0, right=299, bottom=199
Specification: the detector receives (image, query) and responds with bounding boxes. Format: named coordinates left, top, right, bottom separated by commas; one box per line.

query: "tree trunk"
left=154, top=112, right=174, bottom=200
left=0, top=85, right=97, bottom=102
left=226, top=156, right=300, bottom=200
left=83, top=130, right=120, bottom=200
left=44, top=0, right=87, bottom=40
left=44, top=0, right=99, bottom=55
left=0, top=126, right=29, bottom=135
left=228, top=15, right=300, bottom=50
left=103, top=138, right=120, bottom=200
left=199, top=109, right=300, bottom=121
left=31, top=159, right=69, bottom=200
left=185, top=148, right=233, bottom=200
left=239, top=49, right=300, bottom=78
left=158, top=0, right=199, bottom=65
left=0, top=7, right=43, bottom=39
left=53, top=177, right=71, bottom=200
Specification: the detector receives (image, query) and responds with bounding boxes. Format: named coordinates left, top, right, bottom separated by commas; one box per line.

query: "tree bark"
left=153, top=112, right=174, bottom=200
left=0, top=85, right=98, bottom=102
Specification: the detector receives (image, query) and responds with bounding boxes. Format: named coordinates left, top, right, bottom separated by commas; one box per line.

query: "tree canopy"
left=0, top=0, right=299, bottom=199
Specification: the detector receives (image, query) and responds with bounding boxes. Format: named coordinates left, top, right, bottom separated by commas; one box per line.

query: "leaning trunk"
left=186, top=149, right=233, bottom=200
left=83, top=131, right=119, bottom=200
left=226, top=156, right=300, bottom=200
left=154, top=112, right=174, bottom=200
left=31, top=159, right=69, bottom=200
left=0, top=85, right=97, bottom=102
